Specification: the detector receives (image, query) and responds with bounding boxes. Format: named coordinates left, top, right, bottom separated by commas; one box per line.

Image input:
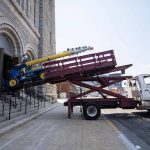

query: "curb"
left=0, top=105, right=57, bottom=137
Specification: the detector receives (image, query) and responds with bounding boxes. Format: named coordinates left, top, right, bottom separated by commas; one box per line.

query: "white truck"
left=127, top=74, right=150, bottom=111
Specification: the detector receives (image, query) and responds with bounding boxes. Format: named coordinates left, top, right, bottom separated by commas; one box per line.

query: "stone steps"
left=0, top=102, right=35, bottom=115
left=0, top=103, right=45, bottom=121
left=0, top=116, right=6, bottom=123
left=6, top=106, right=40, bottom=120
left=0, top=91, right=55, bottom=130
left=0, top=95, right=52, bottom=124
left=0, top=109, right=38, bottom=129
left=0, top=103, right=52, bottom=129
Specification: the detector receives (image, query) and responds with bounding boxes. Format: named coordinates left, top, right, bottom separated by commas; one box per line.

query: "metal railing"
left=0, top=87, right=54, bottom=120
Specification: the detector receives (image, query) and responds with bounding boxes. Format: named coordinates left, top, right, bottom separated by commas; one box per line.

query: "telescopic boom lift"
left=4, top=46, right=93, bottom=89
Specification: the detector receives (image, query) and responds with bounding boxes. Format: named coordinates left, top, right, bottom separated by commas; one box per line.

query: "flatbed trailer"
left=43, top=50, right=139, bottom=120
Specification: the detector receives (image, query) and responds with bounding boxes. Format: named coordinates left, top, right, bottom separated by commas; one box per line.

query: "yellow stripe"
left=106, top=119, right=119, bottom=133
left=104, top=116, right=119, bottom=133
left=31, top=66, right=41, bottom=70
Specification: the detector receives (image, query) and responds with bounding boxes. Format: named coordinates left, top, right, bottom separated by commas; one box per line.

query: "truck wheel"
left=39, top=72, right=46, bottom=80
left=8, top=78, right=19, bottom=88
left=83, top=102, right=101, bottom=120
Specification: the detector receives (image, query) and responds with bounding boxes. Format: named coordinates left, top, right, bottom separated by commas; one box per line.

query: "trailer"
left=43, top=50, right=138, bottom=120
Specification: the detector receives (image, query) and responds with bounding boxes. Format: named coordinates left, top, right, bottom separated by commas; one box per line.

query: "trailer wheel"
left=8, top=78, right=19, bottom=88
left=83, top=102, right=101, bottom=120
left=39, top=72, right=46, bottom=80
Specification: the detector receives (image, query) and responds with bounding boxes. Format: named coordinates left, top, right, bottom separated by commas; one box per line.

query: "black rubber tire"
left=83, top=102, right=101, bottom=120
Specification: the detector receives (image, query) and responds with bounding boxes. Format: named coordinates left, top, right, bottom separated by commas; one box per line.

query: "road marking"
left=106, top=119, right=119, bottom=133
left=104, top=116, right=141, bottom=150
left=119, top=133, right=141, bottom=150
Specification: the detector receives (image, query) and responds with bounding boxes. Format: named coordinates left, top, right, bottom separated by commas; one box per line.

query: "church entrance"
left=0, top=32, right=19, bottom=89
left=3, top=53, right=18, bottom=80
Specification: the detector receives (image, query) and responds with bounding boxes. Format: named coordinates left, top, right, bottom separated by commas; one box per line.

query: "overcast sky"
left=55, top=0, right=150, bottom=76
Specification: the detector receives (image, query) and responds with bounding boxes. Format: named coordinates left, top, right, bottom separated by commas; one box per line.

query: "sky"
left=55, top=0, right=150, bottom=76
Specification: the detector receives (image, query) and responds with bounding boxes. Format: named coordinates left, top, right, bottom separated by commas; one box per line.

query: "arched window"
left=26, top=49, right=35, bottom=61
left=26, top=53, right=32, bottom=61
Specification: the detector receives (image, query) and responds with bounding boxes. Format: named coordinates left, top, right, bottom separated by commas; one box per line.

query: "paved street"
left=0, top=101, right=127, bottom=150
left=0, top=100, right=149, bottom=150
left=103, top=108, right=150, bottom=150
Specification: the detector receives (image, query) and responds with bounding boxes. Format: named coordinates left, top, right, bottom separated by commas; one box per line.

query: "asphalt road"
left=103, top=108, right=150, bottom=150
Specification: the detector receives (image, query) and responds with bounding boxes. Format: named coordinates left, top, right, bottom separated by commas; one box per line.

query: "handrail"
left=0, top=95, right=17, bottom=108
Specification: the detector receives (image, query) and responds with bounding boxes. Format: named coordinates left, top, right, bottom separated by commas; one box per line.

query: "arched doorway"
left=0, top=25, right=22, bottom=81
left=0, top=33, right=18, bottom=80
left=0, top=33, right=14, bottom=55
left=23, top=49, right=37, bottom=95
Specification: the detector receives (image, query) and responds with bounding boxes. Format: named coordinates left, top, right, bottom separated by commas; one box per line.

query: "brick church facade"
left=0, top=0, right=57, bottom=99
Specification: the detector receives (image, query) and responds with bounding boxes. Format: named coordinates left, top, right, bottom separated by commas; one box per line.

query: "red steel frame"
left=65, top=76, right=137, bottom=119
left=42, top=50, right=138, bottom=119
left=43, top=50, right=116, bottom=83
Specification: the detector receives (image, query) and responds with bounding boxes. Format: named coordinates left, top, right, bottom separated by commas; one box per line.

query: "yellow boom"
left=26, top=51, right=70, bottom=66
left=25, top=46, right=93, bottom=66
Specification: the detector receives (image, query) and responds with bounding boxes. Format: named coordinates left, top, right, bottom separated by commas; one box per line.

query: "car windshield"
left=144, top=76, right=150, bottom=85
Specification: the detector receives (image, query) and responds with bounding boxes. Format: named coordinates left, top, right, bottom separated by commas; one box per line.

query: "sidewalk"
left=0, top=104, right=57, bottom=137
left=0, top=101, right=127, bottom=150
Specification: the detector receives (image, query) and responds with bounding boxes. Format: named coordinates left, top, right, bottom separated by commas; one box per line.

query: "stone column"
left=23, top=0, right=26, bottom=13
left=27, top=0, right=31, bottom=18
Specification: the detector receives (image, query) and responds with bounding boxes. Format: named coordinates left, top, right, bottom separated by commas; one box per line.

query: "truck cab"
left=127, top=74, right=150, bottom=110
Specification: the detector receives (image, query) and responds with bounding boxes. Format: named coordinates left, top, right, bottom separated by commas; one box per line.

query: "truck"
left=127, top=74, right=150, bottom=111
left=1, top=47, right=149, bottom=120
left=42, top=49, right=138, bottom=120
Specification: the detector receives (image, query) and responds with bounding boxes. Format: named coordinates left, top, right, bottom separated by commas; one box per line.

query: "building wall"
left=38, top=0, right=57, bottom=99
left=0, top=0, right=41, bottom=57
left=0, top=0, right=57, bottom=99
left=38, top=0, right=56, bottom=57
left=57, top=81, right=77, bottom=98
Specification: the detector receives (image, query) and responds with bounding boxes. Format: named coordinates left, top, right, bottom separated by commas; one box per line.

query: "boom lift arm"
left=4, top=46, right=93, bottom=89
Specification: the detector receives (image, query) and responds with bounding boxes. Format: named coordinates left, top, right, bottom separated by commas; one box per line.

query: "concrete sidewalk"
left=0, top=102, right=127, bottom=150
left=0, top=105, right=57, bottom=137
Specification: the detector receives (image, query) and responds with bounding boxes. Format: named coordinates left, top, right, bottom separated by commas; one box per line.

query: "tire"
left=39, top=72, right=46, bottom=80
left=8, top=78, right=19, bottom=88
left=83, top=102, right=101, bottom=120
